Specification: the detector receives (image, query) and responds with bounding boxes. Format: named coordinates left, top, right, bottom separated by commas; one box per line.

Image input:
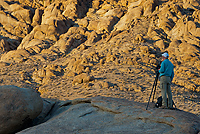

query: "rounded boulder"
left=0, top=85, right=43, bottom=134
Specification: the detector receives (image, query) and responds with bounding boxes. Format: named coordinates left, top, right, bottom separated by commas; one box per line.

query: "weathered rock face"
left=62, top=0, right=92, bottom=20
left=0, top=11, right=31, bottom=38
left=17, top=97, right=200, bottom=134
left=1, top=49, right=30, bottom=63
left=41, top=3, right=72, bottom=35
left=0, top=38, right=10, bottom=51
left=0, top=85, right=43, bottom=134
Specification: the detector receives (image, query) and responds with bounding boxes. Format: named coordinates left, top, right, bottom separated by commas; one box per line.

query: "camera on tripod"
left=146, top=62, right=161, bottom=110
left=156, top=64, right=161, bottom=70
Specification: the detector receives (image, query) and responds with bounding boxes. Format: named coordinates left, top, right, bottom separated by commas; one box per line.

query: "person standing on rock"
left=159, top=52, right=174, bottom=109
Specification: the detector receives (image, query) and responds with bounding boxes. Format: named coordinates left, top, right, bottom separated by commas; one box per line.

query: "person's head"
left=161, top=52, right=169, bottom=60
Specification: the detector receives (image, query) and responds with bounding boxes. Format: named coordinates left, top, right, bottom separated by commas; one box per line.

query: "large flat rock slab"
left=18, top=97, right=200, bottom=134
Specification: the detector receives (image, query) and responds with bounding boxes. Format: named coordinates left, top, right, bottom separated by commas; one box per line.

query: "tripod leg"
left=146, top=85, right=154, bottom=110
left=146, top=75, right=157, bottom=110
left=173, top=100, right=176, bottom=108
left=152, top=76, right=158, bottom=102
left=152, top=72, right=159, bottom=102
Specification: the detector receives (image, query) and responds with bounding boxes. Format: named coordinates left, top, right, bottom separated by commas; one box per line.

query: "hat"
left=162, top=52, right=169, bottom=58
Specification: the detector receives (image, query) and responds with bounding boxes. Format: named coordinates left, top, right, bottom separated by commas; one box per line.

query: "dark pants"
left=160, top=76, right=172, bottom=108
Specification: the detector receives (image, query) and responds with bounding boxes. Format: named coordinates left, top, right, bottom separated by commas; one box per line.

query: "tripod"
left=146, top=71, right=177, bottom=110
left=146, top=70, right=159, bottom=110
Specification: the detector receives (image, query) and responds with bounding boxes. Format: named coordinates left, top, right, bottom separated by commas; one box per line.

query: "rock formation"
left=18, top=97, right=200, bottom=134
left=0, top=85, right=43, bottom=134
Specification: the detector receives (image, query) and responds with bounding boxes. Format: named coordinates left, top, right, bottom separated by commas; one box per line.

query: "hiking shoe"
left=169, top=107, right=176, bottom=110
left=160, top=106, right=167, bottom=109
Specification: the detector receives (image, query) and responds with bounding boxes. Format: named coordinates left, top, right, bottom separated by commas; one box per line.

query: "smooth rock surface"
left=18, top=97, right=200, bottom=134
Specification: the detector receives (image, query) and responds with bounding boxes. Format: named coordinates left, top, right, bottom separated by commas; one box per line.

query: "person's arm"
left=159, top=62, right=165, bottom=74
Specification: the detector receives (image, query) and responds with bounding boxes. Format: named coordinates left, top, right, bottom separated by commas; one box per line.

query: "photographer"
left=159, top=52, right=174, bottom=109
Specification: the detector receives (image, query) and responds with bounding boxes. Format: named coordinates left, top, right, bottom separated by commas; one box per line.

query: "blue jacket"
left=159, top=59, right=174, bottom=81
